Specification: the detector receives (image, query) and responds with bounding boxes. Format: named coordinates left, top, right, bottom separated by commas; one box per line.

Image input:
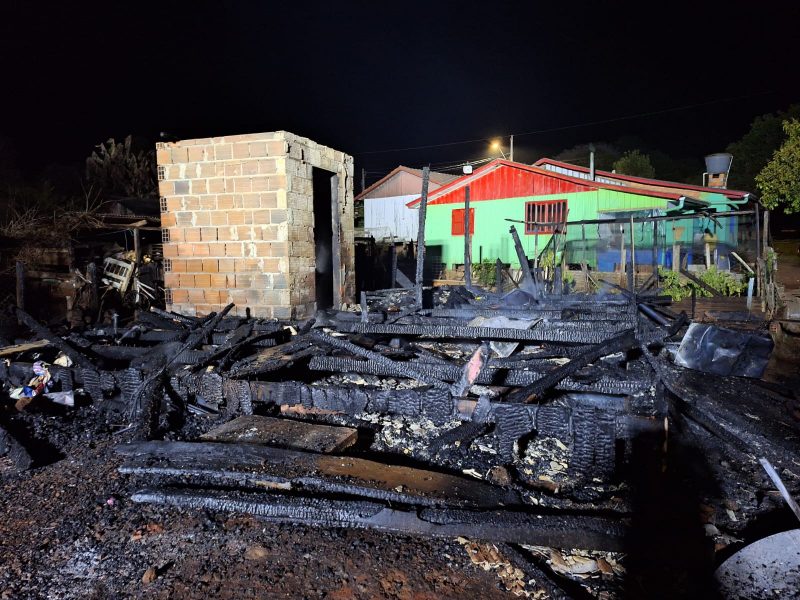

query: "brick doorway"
left=312, top=168, right=335, bottom=310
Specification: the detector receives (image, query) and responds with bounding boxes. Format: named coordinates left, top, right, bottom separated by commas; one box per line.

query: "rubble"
left=1, top=259, right=798, bottom=598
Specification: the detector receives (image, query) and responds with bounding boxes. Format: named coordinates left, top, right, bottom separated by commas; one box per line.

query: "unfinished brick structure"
left=157, top=131, right=355, bottom=319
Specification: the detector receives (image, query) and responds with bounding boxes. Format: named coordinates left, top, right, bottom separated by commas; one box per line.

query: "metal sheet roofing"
left=405, top=159, right=698, bottom=208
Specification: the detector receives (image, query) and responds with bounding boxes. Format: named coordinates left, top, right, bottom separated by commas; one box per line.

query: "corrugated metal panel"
left=361, top=168, right=457, bottom=200
left=428, top=163, right=595, bottom=205
left=364, top=194, right=419, bottom=241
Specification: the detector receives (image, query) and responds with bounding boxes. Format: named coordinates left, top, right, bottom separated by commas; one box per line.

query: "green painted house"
left=406, top=159, right=755, bottom=272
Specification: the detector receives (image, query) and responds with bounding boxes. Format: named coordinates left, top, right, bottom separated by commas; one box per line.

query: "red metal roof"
left=405, top=159, right=687, bottom=207
left=533, top=158, right=751, bottom=199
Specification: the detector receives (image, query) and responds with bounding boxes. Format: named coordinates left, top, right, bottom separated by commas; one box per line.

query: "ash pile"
left=1, top=277, right=798, bottom=598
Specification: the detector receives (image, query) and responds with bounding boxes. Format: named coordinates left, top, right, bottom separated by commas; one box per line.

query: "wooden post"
left=619, top=225, right=626, bottom=286
left=652, top=220, right=659, bottom=288
left=629, top=215, right=636, bottom=291
left=762, top=209, right=770, bottom=256
left=672, top=244, right=680, bottom=272
left=390, top=243, right=397, bottom=288
left=464, top=185, right=472, bottom=287
left=495, top=258, right=503, bottom=293
left=509, top=225, right=537, bottom=294
left=360, top=291, right=368, bottom=323
left=15, top=260, right=25, bottom=311
left=415, top=167, right=430, bottom=307
left=330, top=174, right=342, bottom=308
left=87, top=262, right=98, bottom=316
left=133, top=226, right=141, bottom=265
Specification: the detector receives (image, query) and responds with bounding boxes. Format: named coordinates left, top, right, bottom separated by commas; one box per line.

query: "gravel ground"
left=0, top=411, right=511, bottom=600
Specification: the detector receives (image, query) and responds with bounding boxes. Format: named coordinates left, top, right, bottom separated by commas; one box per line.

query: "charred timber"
left=508, top=329, right=638, bottom=402
left=116, top=441, right=520, bottom=509
left=337, top=323, right=628, bottom=344
left=130, top=487, right=627, bottom=551
left=307, top=355, right=649, bottom=395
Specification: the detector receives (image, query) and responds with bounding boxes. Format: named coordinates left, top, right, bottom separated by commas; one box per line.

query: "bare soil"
left=0, top=413, right=509, bottom=600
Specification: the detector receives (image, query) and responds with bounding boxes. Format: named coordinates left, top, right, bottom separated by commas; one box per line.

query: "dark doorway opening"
left=312, top=168, right=334, bottom=310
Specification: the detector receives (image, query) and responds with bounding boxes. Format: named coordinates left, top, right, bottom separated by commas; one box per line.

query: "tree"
left=86, top=135, right=157, bottom=198
left=726, top=104, right=800, bottom=191
left=613, top=150, right=655, bottom=178
left=755, top=119, right=800, bottom=214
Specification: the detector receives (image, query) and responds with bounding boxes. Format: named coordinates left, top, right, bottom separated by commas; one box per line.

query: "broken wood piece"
left=339, top=322, right=625, bottom=345
left=117, top=440, right=520, bottom=509
left=507, top=329, right=637, bottom=402
left=310, top=330, right=450, bottom=390
left=14, top=307, right=95, bottom=369
left=200, top=415, right=357, bottom=453
left=679, top=268, right=721, bottom=297
left=129, top=486, right=627, bottom=551
left=0, top=340, right=50, bottom=357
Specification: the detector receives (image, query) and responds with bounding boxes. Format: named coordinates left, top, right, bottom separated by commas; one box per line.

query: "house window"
left=525, top=200, right=567, bottom=234
left=451, top=208, right=475, bottom=236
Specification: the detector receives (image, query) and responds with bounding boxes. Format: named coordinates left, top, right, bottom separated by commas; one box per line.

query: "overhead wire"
left=355, top=91, right=776, bottom=155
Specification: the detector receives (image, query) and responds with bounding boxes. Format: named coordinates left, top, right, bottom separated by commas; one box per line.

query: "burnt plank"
left=337, top=322, right=626, bottom=344
left=200, top=415, right=358, bottom=453
left=14, top=307, right=95, bottom=369
left=508, top=329, right=638, bottom=402
left=130, top=487, right=627, bottom=551
left=117, top=440, right=520, bottom=509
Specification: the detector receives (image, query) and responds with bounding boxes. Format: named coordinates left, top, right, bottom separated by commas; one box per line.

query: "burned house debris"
left=1, top=135, right=798, bottom=598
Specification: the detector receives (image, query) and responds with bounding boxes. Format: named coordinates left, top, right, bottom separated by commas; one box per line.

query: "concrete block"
left=184, top=228, right=201, bottom=242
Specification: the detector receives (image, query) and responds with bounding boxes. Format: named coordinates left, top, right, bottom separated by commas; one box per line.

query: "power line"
left=355, top=91, right=776, bottom=155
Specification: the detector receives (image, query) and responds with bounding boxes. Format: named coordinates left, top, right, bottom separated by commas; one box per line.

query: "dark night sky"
left=2, top=0, right=798, bottom=186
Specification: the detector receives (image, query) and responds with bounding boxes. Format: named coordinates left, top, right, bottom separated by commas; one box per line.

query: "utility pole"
left=360, top=168, right=366, bottom=193
left=510, top=135, right=514, bottom=162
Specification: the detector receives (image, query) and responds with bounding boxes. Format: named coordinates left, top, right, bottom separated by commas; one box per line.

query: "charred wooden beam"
left=129, top=304, right=235, bottom=431
left=337, top=322, right=626, bottom=344
left=310, top=330, right=450, bottom=390
left=415, top=167, right=430, bottom=306
left=228, top=336, right=318, bottom=377
left=645, top=353, right=800, bottom=471
left=245, top=381, right=661, bottom=462
left=14, top=307, right=95, bottom=369
left=130, top=487, right=627, bottom=551
left=149, top=307, right=196, bottom=327
left=307, top=355, right=649, bottom=395
left=116, top=441, right=520, bottom=509
left=509, top=225, right=539, bottom=295
left=679, top=268, right=721, bottom=297
left=508, top=329, right=638, bottom=402
left=89, top=344, right=151, bottom=360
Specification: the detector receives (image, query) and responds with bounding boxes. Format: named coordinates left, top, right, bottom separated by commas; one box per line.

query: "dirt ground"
left=0, top=410, right=510, bottom=600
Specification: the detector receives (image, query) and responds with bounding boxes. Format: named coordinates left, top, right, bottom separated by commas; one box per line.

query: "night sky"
left=2, top=0, right=798, bottom=186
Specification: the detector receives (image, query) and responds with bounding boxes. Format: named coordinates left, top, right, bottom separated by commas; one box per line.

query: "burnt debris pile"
left=1, top=281, right=798, bottom=597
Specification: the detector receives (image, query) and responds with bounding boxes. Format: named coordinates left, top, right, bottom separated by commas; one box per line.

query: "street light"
left=490, top=139, right=506, bottom=159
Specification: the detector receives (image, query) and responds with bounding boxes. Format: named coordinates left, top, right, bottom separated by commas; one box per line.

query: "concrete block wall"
left=157, top=131, right=354, bottom=319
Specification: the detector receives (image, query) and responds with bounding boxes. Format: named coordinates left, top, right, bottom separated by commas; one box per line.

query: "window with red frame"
left=525, top=200, right=567, bottom=234
left=451, top=208, right=475, bottom=235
